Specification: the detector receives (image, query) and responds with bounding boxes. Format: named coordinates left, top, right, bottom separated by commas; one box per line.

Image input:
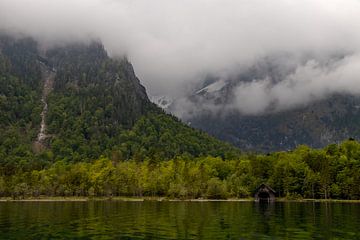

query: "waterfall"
left=36, top=62, right=56, bottom=145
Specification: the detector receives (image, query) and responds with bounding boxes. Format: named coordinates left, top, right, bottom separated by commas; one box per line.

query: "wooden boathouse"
left=254, top=184, right=276, bottom=202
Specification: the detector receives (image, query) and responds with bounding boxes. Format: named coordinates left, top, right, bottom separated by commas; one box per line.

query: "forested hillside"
left=0, top=35, right=44, bottom=172
left=0, top=34, right=239, bottom=173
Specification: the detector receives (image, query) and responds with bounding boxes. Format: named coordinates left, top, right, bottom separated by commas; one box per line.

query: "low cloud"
left=1, top=0, right=360, bottom=113
left=233, top=54, right=360, bottom=115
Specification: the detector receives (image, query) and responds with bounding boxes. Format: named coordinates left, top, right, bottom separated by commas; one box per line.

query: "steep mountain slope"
left=186, top=94, right=360, bottom=152
left=0, top=35, right=43, bottom=170
left=166, top=57, right=360, bottom=152
left=0, top=34, right=238, bottom=169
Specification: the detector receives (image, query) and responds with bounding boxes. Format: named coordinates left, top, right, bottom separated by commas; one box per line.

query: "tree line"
left=1, top=140, right=360, bottom=200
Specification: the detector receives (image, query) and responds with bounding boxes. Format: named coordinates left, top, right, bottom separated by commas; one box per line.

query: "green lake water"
left=0, top=201, right=359, bottom=239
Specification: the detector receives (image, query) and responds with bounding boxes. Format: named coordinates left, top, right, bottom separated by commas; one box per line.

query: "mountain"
left=0, top=34, right=239, bottom=172
left=149, top=95, right=173, bottom=109
left=164, top=56, right=360, bottom=152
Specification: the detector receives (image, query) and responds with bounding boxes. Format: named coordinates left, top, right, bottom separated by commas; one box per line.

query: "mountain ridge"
left=161, top=57, right=360, bottom=152
left=0, top=34, right=239, bottom=169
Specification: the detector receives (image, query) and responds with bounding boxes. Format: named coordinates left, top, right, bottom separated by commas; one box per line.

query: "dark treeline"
left=1, top=140, right=360, bottom=200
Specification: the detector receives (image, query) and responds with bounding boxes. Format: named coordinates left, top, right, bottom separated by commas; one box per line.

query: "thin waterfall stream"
left=36, top=61, right=56, bottom=145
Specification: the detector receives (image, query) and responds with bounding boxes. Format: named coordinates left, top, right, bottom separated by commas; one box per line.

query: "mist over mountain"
left=170, top=53, right=359, bottom=117
left=1, top=0, right=360, bottom=106
left=1, top=0, right=360, bottom=151
left=163, top=54, right=360, bottom=151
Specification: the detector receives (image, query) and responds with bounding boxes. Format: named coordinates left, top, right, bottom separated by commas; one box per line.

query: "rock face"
left=36, top=62, right=56, bottom=145
left=164, top=56, right=360, bottom=152
left=186, top=94, right=360, bottom=152
left=149, top=95, right=173, bottom=109
left=45, top=42, right=151, bottom=128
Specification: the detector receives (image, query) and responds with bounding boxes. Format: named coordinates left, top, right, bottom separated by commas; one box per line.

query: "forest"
left=1, top=140, right=360, bottom=200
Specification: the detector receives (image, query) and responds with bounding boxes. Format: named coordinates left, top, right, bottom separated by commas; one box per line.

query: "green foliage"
left=0, top=36, right=44, bottom=175
left=1, top=141, right=360, bottom=199
left=0, top=35, right=238, bottom=165
left=116, top=113, right=240, bottom=161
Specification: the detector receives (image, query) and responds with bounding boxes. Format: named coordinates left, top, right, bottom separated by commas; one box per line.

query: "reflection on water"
left=0, top=201, right=359, bottom=239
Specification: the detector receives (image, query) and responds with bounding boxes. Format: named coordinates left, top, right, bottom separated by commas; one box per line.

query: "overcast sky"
left=1, top=0, right=360, bottom=114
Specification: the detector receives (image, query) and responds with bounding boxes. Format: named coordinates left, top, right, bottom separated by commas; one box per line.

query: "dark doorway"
left=258, top=191, right=270, bottom=202
left=254, top=184, right=276, bottom=202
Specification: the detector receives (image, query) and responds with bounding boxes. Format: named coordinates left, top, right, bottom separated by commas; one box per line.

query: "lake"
left=0, top=201, right=359, bottom=239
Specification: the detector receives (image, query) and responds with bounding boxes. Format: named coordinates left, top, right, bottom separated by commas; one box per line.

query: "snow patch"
left=196, top=79, right=227, bottom=94
left=150, top=95, right=173, bottom=109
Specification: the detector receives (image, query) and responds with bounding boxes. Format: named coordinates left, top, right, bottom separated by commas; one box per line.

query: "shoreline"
left=1, top=197, right=360, bottom=203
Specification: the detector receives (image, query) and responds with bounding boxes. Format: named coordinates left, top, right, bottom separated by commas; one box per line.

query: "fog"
left=232, top=53, right=360, bottom=114
left=1, top=0, right=360, bottom=114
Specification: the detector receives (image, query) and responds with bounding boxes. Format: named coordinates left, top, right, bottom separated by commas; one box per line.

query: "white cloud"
left=1, top=0, right=360, bottom=111
left=233, top=54, right=360, bottom=115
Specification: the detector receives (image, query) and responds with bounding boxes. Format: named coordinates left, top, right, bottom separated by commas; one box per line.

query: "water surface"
left=0, top=201, right=359, bottom=239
